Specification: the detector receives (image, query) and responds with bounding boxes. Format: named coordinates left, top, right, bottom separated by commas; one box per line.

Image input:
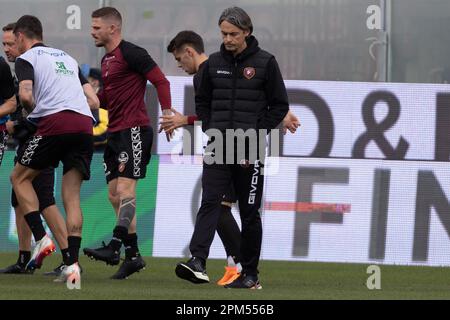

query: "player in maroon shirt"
left=83, top=7, right=172, bottom=280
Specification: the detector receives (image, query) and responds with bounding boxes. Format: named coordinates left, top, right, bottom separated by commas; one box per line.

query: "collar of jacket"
left=220, top=35, right=260, bottom=63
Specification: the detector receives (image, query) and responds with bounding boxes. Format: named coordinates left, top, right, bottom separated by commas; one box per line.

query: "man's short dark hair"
left=13, top=15, right=43, bottom=40
left=89, top=68, right=103, bottom=86
left=2, top=23, right=16, bottom=32
left=167, top=31, right=205, bottom=54
left=92, top=7, right=122, bottom=24
left=218, top=7, right=253, bottom=34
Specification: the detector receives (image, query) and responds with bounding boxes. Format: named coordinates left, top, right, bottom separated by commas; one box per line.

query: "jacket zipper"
left=230, top=60, right=238, bottom=129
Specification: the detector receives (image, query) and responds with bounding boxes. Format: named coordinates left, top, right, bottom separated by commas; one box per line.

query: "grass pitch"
left=0, top=253, right=449, bottom=300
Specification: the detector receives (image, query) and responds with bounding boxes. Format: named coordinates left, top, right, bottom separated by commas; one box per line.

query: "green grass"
left=0, top=253, right=449, bottom=300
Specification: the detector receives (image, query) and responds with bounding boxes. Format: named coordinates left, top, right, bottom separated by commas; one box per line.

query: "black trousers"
left=217, top=203, right=241, bottom=261
left=190, top=159, right=264, bottom=276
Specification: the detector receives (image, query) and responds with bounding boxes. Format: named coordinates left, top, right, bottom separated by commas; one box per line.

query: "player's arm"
left=78, top=68, right=99, bottom=110
left=145, top=66, right=171, bottom=114
left=83, top=83, right=100, bottom=110
left=0, top=95, right=16, bottom=118
left=96, top=89, right=107, bottom=109
left=194, top=60, right=212, bottom=132
left=123, top=44, right=172, bottom=112
left=281, top=110, right=300, bottom=135
left=18, top=80, right=33, bottom=113
left=14, top=58, right=35, bottom=113
left=124, top=44, right=173, bottom=140
left=145, top=65, right=174, bottom=141
left=259, top=57, right=289, bottom=131
left=159, top=108, right=198, bottom=133
left=0, top=60, right=17, bottom=117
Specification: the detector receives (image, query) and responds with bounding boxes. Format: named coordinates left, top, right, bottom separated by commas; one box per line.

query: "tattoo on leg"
left=117, top=197, right=136, bottom=229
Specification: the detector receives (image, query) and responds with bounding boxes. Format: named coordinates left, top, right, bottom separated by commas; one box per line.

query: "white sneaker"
left=54, top=263, right=81, bottom=284
left=26, top=235, right=56, bottom=270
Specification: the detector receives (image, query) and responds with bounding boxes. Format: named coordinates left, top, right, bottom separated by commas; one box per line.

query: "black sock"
left=17, top=251, right=31, bottom=268
left=24, top=211, right=46, bottom=241
left=124, top=233, right=140, bottom=259
left=67, top=236, right=81, bottom=265
left=61, top=248, right=70, bottom=266
left=110, top=226, right=127, bottom=251
left=193, top=256, right=206, bottom=268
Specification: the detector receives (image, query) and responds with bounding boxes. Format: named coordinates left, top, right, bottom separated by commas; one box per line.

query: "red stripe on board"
left=264, top=202, right=351, bottom=214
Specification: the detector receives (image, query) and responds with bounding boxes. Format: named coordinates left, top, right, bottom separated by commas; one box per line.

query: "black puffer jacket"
left=195, top=36, right=289, bottom=133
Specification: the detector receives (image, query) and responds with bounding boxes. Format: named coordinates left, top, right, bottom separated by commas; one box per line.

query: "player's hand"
left=282, top=110, right=300, bottom=135
left=5, top=120, right=15, bottom=134
left=159, top=108, right=188, bottom=133
left=160, top=109, right=175, bottom=142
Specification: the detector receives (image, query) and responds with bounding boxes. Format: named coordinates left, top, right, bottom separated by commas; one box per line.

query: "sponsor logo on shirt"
left=55, top=62, right=75, bottom=76
left=37, top=50, right=67, bottom=57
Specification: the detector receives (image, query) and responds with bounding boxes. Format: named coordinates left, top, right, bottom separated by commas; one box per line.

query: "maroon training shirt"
left=98, top=40, right=171, bottom=132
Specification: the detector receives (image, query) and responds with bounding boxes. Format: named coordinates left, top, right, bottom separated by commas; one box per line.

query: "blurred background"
left=1, top=0, right=449, bottom=270
left=1, top=0, right=450, bottom=83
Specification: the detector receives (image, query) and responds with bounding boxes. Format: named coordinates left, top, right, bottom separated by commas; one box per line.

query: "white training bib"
left=19, top=46, right=93, bottom=120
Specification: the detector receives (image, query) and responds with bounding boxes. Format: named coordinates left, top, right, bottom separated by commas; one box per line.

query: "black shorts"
left=0, top=130, right=8, bottom=167
left=104, top=126, right=153, bottom=183
left=17, top=133, right=94, bottom=180
left=11, top=167, right=55, bottom=211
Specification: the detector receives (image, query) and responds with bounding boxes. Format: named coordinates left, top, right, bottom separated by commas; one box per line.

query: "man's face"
left=220, top=20, right=249, bottom=54
left=14, top=31, right=27, bottom=55
left=91, top=17, right=112, bottom=47
left=172, top=46, right=196, bottom=75
left=88, top=77, right=100, bottom=91
left=2, top=30, right=19, bottom=62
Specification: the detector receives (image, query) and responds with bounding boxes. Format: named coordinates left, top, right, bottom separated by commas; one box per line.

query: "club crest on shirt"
left=243, top=67, right=256, bottom=80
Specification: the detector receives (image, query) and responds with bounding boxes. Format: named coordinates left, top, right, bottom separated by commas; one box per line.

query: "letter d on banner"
left=366, top=265, right=381, bottom=290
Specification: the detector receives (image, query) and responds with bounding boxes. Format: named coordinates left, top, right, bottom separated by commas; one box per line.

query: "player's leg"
left=0, top=196, right=33, bottom=274
left=41, top=203, right=70, bottom=276
left=176, top=163, right=232, bottom=284
left=55, top=133, right=93, bottom=283
left=14, top=205, right=32, bottom=254
left=34, top=167, right=70, bottom=276
left=107, top=177, right=138, bottom=232
left=10, top=162, right=56, bottom=270
left=84, top=126, right=152, bottom=279
left=216, top=187, right=242, bottom=285
left=108, top=126, right=154, bottom=279
left=55, top=168, right=83, bottom=283
left=108, top=178, right=120, bottom=214
left=224, top=160, right=264, bottom=290
left=83, top=137, right=123, bottom=266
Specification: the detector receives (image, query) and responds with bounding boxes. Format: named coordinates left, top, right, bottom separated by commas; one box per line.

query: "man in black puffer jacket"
left=176, top=6, right=289, bottom=289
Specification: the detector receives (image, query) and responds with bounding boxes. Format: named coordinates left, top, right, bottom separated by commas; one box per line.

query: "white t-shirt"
left=16, top=45, right=94, bottom=121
